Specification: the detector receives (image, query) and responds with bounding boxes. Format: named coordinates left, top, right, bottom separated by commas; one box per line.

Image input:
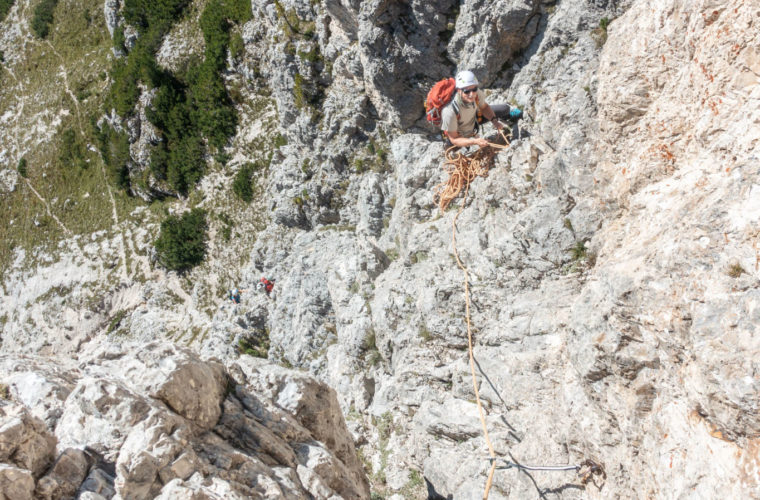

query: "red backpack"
left=424, top=78, right=457, bottom=127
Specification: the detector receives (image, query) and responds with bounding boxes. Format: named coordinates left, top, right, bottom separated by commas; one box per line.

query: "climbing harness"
left=442, top=130, right=605, bottom=498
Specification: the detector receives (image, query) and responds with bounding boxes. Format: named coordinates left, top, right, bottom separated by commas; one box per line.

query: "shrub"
left=593, top=17, right=610, bottom=48
left=187, top=60, right=236, bottom=149
left=17, top=157, right=27, bottom=177
left=149, top=142, right=169, bottom=180
left=0, top=0, right=14, bottom=22
left=94, top=122, right=131, bottom=189
left=232, top=162, right=256, bottom=202
left=570, top=241, right=587, bottom=261
left=110, top=0, right=249, bottom=195
left=728, top=263, right=746, bottom=278
left=166, top=133, right=205, bottom=194
left=238, top=333, right=269, bottom=358
left=31, top=0, right=58, bottom=39
left=122, top=0, right=191, bottom=35
left=58, top=129, right=88, bottom=169
left=154, top=208, right=208, bottom=271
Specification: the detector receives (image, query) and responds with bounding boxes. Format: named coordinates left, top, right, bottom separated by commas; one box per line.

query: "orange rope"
left=444, top=131, right=509, bottom=499
left=442, top=131, right=606, bottom=497
left=434, top=131, right=509, bottom=212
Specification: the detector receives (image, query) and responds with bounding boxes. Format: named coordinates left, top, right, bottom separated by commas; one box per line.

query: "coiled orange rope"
left=434, top=131, right=510, bottom=212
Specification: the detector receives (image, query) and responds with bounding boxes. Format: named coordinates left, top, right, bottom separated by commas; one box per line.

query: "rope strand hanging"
left=439, top=129, right=605, bottom=498
left=442, top=130, right=509, bottom=499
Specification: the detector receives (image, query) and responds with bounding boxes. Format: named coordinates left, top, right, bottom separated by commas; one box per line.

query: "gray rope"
left=488, top=458, right=580, bottom=472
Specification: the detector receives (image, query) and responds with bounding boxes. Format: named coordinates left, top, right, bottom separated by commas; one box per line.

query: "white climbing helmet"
left=455, top=70, right=479, bottom=89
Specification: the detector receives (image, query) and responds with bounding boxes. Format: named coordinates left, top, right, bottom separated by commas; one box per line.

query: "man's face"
left=460, top=85, right=478, bottom=103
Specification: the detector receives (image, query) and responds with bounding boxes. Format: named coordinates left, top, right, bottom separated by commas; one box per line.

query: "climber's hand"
left=472, top=137, right=489, bottom=148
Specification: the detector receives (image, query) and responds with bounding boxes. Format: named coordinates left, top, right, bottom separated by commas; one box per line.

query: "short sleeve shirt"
left=440, top=89, right=487, bottom=138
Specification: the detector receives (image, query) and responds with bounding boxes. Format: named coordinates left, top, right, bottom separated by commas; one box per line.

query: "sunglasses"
left=462, top=87, right=478, bottom=95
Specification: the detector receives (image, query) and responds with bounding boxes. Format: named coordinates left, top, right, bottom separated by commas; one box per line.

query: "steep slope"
left=0, top=0, right=758, bottom=499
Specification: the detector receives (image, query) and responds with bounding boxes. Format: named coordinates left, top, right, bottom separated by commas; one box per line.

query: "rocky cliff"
left=0, top=0, right=759, bottom=498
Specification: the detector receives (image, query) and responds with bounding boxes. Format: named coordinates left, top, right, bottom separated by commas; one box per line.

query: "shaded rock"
left=231, top=357, right=371, bottom=499
left=0, top=403, right=57, bottom=476
left=81, top=342, right=227, bottom=430
left=36, top=448, right=91, bottom=500
left=0, top=464, right=35, bottom=500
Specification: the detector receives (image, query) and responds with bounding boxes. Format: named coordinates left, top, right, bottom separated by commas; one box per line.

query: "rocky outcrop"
left=0, top=343, right=369, bottom=499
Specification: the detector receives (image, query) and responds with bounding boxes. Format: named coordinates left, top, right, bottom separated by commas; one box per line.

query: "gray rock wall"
left=1, top=0, right=758, bottom=498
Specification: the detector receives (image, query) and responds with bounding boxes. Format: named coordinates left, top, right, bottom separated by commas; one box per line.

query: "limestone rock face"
left=0, top=343, right=369, bottom=499
left=1, top=0, right=760, bottom=498
left=448, top=0, right=541, bottom=85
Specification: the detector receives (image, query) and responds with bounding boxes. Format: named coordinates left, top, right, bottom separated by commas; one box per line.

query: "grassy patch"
left=419, top=324, right=432, bottom=342
left=367, top=411, right=395, bottom=491
left=107, top=309, right=128, bottom=334
left=232, top=162, right=260, bottom=202
left=400, top=469, right=426, bottom=499
left=727, top=263, right=746, bottom=278
left=238, top=332, right=269, bottom=358
left=592, top=17, right=610, bottom=47
left=0, top=0, right=140, bottom=273
left=562, top=240, right=597, bottom=274
left=362, top=329, right=382, bottom=366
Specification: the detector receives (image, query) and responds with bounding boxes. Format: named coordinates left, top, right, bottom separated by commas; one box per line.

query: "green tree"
left=17, top=157, right=27, bottom=178
left=232, top=163, right=256, bottom=202
left=154, top=208, right=208, bottom=271
left=31, top=0, right=58, bottom=39
left=0, top=0, right=14, bottom=22
left=167, top=133, right=204, bottom=194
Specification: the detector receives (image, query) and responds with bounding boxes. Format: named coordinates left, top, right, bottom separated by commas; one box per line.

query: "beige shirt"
left=440, top=89, right=487, bottom=137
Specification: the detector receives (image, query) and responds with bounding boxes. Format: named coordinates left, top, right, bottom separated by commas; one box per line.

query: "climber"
left=440, top=70, right=522, bottom=148
left=257, top=277, right=275, bottom=295
left=228, top=288, right=244, bottom=304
